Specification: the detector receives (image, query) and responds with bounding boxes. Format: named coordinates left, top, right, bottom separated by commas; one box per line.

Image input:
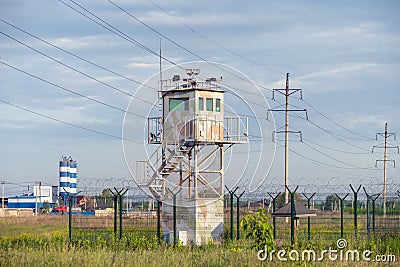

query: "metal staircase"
left=146, top=140, right=191, bottom=200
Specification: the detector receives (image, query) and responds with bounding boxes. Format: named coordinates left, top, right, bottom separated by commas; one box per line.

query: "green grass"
left=0, top=216, right=399, bottom=266
left=0, top=216, right=67, bottom=237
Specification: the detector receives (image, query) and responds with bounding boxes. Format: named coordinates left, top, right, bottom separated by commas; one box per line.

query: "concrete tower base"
left=161, top=198, right=224, bottom=245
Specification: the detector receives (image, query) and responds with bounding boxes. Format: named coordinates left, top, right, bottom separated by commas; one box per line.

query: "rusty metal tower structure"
left=137, top=68, right=248, bottom=244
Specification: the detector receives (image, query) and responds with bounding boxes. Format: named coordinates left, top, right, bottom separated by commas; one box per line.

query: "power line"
left=301, top=98, right=375, bottom=141
left=302, top=138, right=371, bottom=155
left=267, top=85, right=373, bottom=153
left=227, top=108, right=373, bottom=157
left=146, top=0, right=286, bottom=76
left=272, top=112, right=376, bottom=156
left=99, top=0, right=276, bottom=97
left=144, top=0, right=376, bottom=146
left=58, top=0, right=177, bottom=66
left=105, top=0, right=275, bottom=93
left=0, top=18, right=158, bottom=91
left=2, top=1, right=390, bottom=182
left=271, top=108, right=375, bottom=154
left=91, top=0, right=389, bottom=155
left=0, top=60, right=146, bottom=119
left=1, top=19, right=271, bottom=122
left=0, top=98, right=141, bottom=143
left=305, top=118, right=372, bottom=152
left=302, top=142, right=375, bottom=170
left=289, top=77, right=376, bottom=142
left=60, top=0, right=273, bottom=106
left=1, top=29, right=273, bottom=138
left=276, top=143, right=364, bottom=172
left=0, top=31, right=155, bottom=107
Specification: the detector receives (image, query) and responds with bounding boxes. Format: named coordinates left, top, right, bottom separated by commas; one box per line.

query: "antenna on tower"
left=159, top=38, right=163, bottom=91
left=159, top=38, right=165, bottom=165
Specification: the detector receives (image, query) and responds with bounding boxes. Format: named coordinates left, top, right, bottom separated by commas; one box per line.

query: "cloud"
left=52, top=37, right=90, bottom=50
left=125, top=62, right=159, bottom=69
left=0, top=0, right=399, bottom=186
left=342, top=114, right=386, bottom=130
left=0, top=122, right=34, bottom=130
left=298, top=63, right=382, bottom=80
left=311, top=22, right=382, bottom=38
left=138, top=10, right=182, bottom=26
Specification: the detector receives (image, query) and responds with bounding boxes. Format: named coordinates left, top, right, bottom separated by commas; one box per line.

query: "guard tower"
left=137, top=69, right=248, bottom=245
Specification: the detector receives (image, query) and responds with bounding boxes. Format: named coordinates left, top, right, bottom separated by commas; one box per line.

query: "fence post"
left=109, top=188, right=128, bottom=239
left=64, top=189, right=80, bottom=242
left=335, top=194, right=349, bottom=238
left=371, top=195, right=379, bottom=232
left=167, top=188, right=181, bottom=246
left=157, top=200, right=162, bottom=243
left=109, top=189, right=118, bottom=238
left=302, top=192, right=316, bottom=240
left=68, top=192, right=72, bottom=242
left=225, top=186, right=238, bottom=240
left=397, top=191, right=400, bottom=230
left=119, top=189, right=128, bottom=240
left=350, top=184, right=361, bottom=238
left=363, top=187, right=380, bottom=235
left=286, top=185, right=299, bottom=245
left=366, top=194, right=370, bottom=235
left=234, top=191, right=245, bottom=240
left=268, top=192, right=281, bottom=240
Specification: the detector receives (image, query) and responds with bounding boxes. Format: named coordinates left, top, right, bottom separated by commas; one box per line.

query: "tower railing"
left=147, top=117, right=162, bottom=144
left=223, top=116, right=248, bottom=143
left=148, top=115, right=248, bottom=145
left=181, top=115, right=248, bottom=144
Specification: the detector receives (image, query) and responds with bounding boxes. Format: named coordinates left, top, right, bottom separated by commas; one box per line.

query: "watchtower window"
left=169, top=97, right=189, bottom=111
left=206, top=98, right=213, bottom=111
left=199, top=97, right=204, bottom=111
left=216, top=98, right=221, bottom=112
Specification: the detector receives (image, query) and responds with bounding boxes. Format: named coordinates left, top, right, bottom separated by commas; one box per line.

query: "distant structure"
left=137, top=68, right=247, bottom=244
left=7, top=184, right=58, bottom=210
left=69, top=159, right=78, bottom=194
left=59, top=156, right=78, bottom=204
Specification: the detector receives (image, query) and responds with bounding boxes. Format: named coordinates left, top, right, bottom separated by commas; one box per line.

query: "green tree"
left=240, top=209, right=275, bottom=251
left=324, top=194, right=340, bottom=211
left=101, top=189, right=111, bottom=197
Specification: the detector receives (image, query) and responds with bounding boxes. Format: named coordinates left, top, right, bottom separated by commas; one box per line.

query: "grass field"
left=0, top=215, right=399, bottom=266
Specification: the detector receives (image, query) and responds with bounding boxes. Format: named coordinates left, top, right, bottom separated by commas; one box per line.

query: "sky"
left=1, top=0, right=399, bottom=196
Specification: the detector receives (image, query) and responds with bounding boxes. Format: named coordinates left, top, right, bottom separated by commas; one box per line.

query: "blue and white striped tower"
left=59, top=156, right=70, bottom=204
left=69, top=158, right=77, bottom=194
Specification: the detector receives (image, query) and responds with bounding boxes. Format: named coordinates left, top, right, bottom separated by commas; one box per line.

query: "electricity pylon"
left=372, top=122, right=399, bottom=216
left=269, top=73, right=308, bottom=205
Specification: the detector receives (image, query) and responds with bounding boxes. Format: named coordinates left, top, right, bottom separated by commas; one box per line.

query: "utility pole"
left=269, top=73, right=307, bottom=204
left=1, top=181, right=5, bottom=216
left=34, top=181, right=40, bottom=216
left=373, top=123, right=398, bottom=216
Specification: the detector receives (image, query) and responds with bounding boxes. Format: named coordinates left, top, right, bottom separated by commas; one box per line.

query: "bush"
left=240, top=209, right=275, bottom=251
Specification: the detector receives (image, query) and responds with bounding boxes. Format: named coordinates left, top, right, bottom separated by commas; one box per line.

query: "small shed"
left=272, top=200, right=316, bottom=218
left=272, top=201, right=316, bottom=243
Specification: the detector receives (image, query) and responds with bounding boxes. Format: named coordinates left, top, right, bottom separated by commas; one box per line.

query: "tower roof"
left=272, top=201, right=317, bottom=218
left=161, top=76, right=225, bottom=96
